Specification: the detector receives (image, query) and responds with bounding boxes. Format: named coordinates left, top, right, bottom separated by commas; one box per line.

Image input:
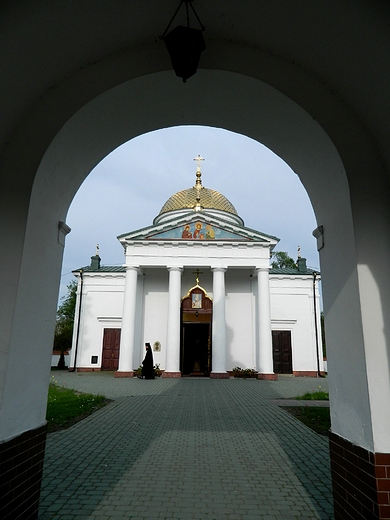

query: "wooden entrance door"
left=101, top=328, right=121, bottom=370
left=181, top=323, right=211, bottom=376
left=272, top=331, right=292, bottom=374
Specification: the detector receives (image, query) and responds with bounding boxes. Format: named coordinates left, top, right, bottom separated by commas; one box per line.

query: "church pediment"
left=118, top=212, right=279, bottom=245
left=146, top=220, right=250, bottom=241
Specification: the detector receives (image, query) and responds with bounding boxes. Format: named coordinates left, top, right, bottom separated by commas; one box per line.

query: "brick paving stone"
left=39, top=373, right=334, bottom=519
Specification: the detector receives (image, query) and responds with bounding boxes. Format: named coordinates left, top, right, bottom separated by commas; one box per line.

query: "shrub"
left=232, top=366, right=257, bottom=378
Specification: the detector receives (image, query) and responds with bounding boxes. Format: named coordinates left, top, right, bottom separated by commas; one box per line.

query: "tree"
left=270, top=251, right=296, bottom=269
left=54, top=279, right=77, bottom=368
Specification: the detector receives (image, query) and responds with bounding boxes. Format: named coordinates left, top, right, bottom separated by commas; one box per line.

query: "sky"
left=59, top=125, right=320, bottom=302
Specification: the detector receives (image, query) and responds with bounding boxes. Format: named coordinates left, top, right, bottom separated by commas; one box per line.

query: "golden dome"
left=158, top=186, right=238, bottom=216
left=158, top=160, right=238, bottom=216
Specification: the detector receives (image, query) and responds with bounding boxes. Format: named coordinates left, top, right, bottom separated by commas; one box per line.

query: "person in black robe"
left=141, top=342, right=155, bottom=379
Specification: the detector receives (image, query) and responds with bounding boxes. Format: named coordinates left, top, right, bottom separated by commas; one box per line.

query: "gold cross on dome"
left=193, top=154, right=205, bottom=171
left=192, top=268, right=203, bottom=285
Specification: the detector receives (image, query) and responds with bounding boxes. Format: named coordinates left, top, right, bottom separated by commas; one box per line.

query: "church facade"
left=69, top=161, right=323, bottom=379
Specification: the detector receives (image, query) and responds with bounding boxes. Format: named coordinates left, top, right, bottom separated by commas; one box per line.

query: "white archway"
left=2, top=66, right=390, bottom=518
left=3, top=2, right=390, bottom=517
left=3, top=68, right=367, bottom=435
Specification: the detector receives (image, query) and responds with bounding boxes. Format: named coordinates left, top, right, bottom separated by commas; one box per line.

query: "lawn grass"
left=283, top=388, right=330, bottom=435
left=285, top=406, right=331, bottom=436
left=46, top=383, right=108, bottom=432
left=295, top=390, right=329, bottom=400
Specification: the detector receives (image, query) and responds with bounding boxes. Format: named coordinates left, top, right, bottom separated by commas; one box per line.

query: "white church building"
left=69, top=159, right=323, bottom=379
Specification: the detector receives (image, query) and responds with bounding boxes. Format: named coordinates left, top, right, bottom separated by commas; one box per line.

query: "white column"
left=256, top=267, right=275, bottom=378
left=211, top=267, right=228, bottom=377
left=164, top=266, right=183, bottom=377
left=117, top=266, right=139, bottom=376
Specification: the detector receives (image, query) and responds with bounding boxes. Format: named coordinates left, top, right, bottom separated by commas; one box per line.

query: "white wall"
left=225, top=270, right=255, bottom=369
left=270, top=275, right=322, bottom=373
left=141, top=270, right=169, bottom=370
left=70, top=273, right=125, bottom=369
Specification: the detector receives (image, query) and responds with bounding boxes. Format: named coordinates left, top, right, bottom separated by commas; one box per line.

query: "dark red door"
left=272, top=331, right=292, bottom=374
left=101, top=328, right=121, bottom=370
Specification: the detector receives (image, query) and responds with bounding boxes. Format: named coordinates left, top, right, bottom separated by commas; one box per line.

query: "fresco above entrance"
left=147, top=221, right=249, bottom=240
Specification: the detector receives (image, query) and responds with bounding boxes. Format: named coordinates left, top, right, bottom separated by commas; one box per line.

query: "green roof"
left=73, top=265, right=125, bottom=273
left=269, top=266, right=319, bottom=275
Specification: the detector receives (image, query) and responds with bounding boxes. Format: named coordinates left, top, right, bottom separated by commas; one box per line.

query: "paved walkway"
left=39, top=373, right=334, bottom=520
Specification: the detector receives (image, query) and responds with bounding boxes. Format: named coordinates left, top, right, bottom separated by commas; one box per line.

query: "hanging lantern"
left=161, top=1, right=206, bottom=83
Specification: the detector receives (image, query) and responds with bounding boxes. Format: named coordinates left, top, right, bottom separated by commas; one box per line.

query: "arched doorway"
left=181, top=283, right=213, bottom=376
left=1, top=68, right=385, bottom=520
left=2, top=68, right=384, bottom=518
left=1, top=4, right=390, bottom=515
